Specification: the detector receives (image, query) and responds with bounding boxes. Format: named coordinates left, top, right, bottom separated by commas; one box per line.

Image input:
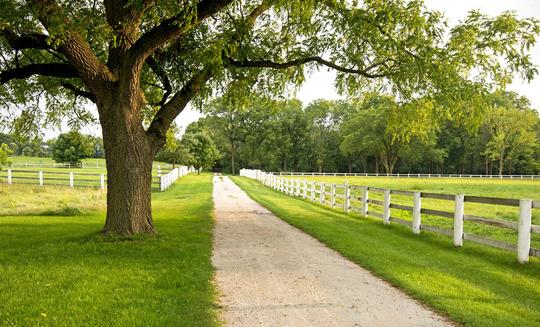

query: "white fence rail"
left=0, top=166, right=191, bottom=191
left=240, top=168, right=540, bottom=263
left=3, top=161, right=175, bottom=170
left=159, top=166, right=191, bottom=191
left=272, top=171, right=540, bottom=180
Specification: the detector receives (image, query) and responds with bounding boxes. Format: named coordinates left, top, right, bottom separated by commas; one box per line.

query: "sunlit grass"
left=0, top=174, right=217, bottom=326
left=282, top=175, right=540, bottom=248
left=233, top=176, right=540, bottom=327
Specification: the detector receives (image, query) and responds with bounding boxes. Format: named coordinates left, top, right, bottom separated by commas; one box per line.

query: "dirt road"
left=212, top=176, right=451, bottom=327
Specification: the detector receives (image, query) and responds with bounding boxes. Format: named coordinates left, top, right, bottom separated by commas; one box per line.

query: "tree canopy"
left=1, top=0, right=538, bottom=137
left=1, top=0, right=538, bottom=235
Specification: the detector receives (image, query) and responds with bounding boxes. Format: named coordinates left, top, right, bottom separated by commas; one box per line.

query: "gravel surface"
left=212, top=176, right=452, bottom=327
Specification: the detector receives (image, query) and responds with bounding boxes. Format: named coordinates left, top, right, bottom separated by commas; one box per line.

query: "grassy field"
left=232, top=176, right=540, bottom=327
left=6, top=156, right=172, bottom=170
left=282, top=175, right=540, bottom=248
left=0, top=174, right=217, bottom=326
left=1, top=156, right=175, bottom=188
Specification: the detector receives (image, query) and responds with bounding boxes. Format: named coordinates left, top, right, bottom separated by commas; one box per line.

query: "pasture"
left=283, top=175, right=540, bottom=249
left=1, top=156, right=175, bottom=189
left=232, top=176, right=540, bottom=327
left=0, top=174, right=217, bottom=326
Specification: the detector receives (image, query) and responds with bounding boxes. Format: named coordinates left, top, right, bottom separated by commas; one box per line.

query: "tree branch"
left=146, top=69, right=213, bottom=143
left=145, top=1, right=272, bottom=145
left=1, top=29, right=50, bottom=50
left=145, top=55, right=172, bottom=106
left=0, top=63, right=77, bottom=84
left=60, top=82, right=97, bottom=102
left=27, top=0, right=116, bottom=95
left=225, top=56, right=389, bottom=78
left=129, top=0, right=233, bottom=63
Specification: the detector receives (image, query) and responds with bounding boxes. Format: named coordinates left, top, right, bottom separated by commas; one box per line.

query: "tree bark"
left=99, top=94, right=159, bottom=236
left=497, top=146, right=506, bottom=175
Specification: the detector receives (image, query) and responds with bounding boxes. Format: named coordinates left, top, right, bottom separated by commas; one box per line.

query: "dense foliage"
left=0, top=142, right=12, bottom=166
left=1, top=0, right=538, bottom=235
left=197, top=92, right=540, bottom=175
left=51, top=131, right=94, bottom=165
left=181, top=129, right=220, bottom=174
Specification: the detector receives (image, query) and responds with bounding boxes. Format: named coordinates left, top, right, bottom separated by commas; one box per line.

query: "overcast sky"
left=77, top=0, right=540, bottom=137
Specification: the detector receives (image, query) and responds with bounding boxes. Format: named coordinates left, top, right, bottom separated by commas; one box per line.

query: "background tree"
left=0, top=143, right=12, bottom=166
left=1, top=1, right=538, bottom=235
left=205, top=97, right=249, bottom=175
left=182, top=130, right=220, bottom=174
left=52, top=131, right=93, bottom=165
left=483, top=93, right=538, bottom=175
left=156, top=127, right=191, bottom=168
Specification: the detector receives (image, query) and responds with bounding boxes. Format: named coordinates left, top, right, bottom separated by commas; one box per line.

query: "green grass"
left=1, top=156, right=176, bottom=188
left=6, top=156, right=172, bottom=170
left=0, top=183, right=106, bottom=216
left=282, top=176, right=540, bottom=248
left=232, top=176, right=540, bottom=327
left=0, top=174, right=217, bottom=326
left=283, top=175, right=540, bottom=199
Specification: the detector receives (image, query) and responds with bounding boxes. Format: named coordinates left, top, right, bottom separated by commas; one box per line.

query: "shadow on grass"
left=0, top=174, right=217, bottom=326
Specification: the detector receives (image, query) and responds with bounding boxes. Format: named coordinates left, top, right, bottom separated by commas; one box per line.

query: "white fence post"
left=7, top=169, right=12, bottom=184
left=310, top=182, right=315, bottom=202
left=100, top=174, right=105, bottom=190
left=344, top=184, right=350, bottom=213
left=39, top=171, right=43, bottom=186
left=69, top=172, right=74, bottom=188
left=453, top=194, right=465, bottom=247
left=383, top=190, right=391, bottom=224
left=517, top=199, right=532, bottom=263
left=412, top=192, right=421, bottom=234
left=303, top=180, right=307, bottom=199
left=331, top=184, right=336, bottom=208
left=362, top=186, right=369, bottom=217
left=320, top=183, right=325, bottom=204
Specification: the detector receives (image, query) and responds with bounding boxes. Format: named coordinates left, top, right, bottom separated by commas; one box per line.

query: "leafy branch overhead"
left=0, top=0, right=538, bottom=138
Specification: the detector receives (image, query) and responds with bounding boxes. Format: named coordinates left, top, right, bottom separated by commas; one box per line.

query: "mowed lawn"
left=283, top=175, right=540, bottom=248
left=0, top=174, right=217, bottom=326
left=232, top=176, right=540, bottom=327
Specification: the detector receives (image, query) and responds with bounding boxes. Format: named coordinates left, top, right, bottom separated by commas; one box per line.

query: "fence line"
left=2, top=161, right=175, bottom=170
left=271, top=171, right=540, bottom=180
left=0, top=166, right=191, bottom=191
left=159, top=166, right=191, bottom=191
left=240, top=168, right=540, bottom=263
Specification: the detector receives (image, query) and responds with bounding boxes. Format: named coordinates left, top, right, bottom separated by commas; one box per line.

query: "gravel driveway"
left=212, top=176, right=452, bottom=327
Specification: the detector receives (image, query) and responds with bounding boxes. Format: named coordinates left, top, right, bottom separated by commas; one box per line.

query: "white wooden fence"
left=273, top=171, right=540, bottom=180
left=159, top=166, right=191, bottom=191
left=0, top=166, right=191, bottom=191
left=240, top=168, right=540, bottom=263
left=3, top=161, right=175, bottom=170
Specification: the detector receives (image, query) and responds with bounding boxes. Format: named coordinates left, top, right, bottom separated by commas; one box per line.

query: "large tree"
left=0, top=1, right=538, bottom=235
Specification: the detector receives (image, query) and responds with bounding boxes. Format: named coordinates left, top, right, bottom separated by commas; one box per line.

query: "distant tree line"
left=0, top=132, right=104, bottom=164
left=195, top=91, right=540, bottom=175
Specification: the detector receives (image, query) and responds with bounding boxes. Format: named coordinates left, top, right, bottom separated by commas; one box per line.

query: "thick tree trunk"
left=103, top=140, right=155, bottom=235
left=99, top=92, right=160, bottom=236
